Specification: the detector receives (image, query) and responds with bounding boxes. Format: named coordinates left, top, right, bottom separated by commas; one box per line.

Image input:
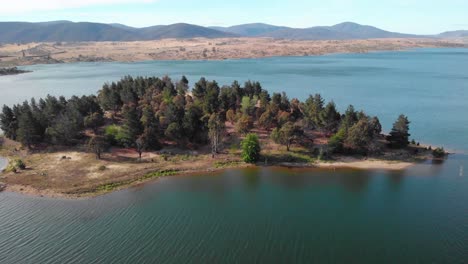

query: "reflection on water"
left=0, top=155, right=467, bottom=263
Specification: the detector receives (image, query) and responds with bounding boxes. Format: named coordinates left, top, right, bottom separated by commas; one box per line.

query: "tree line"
left=0, top=75, right=411, bottom=161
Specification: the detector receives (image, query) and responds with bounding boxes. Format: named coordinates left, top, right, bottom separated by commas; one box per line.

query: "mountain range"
left=0, top=21, right=465, bottom=43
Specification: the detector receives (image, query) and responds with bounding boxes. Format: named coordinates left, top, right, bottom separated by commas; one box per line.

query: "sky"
left=0, top=0, right=467, bottom=34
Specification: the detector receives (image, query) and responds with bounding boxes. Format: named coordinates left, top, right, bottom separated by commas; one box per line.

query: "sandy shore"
left=0, top=37, right=465, bottom=67
left=0, top=153, right=422, bottom=199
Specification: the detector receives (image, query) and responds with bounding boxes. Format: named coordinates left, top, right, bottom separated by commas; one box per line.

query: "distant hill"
left=260, top=22, right=420, bottom=40
left=438, top=30, right=468, bottom=38
left=0, top=21, right=234, bottom=43
left=210, top=23, right=290, bottom=37
left=140, top=23, right=235, bottom=40
left=0, top=21, right=464, bottom=43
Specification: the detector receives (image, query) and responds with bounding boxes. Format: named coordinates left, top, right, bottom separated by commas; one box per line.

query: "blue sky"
left=1, top=0, right=467, bottom=34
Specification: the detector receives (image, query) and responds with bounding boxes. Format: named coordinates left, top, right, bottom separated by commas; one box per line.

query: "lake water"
left=0, top=49, right=467, bottom=263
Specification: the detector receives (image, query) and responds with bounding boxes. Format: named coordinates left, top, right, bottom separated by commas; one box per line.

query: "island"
left=0, top=67, right=31, bottom=76
left=0, top=76, right=446, bottom=198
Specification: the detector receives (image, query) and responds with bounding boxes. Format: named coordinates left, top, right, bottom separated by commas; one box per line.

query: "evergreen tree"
left=0, top=105, right=17, bottom=139
left=304, top=94, right=324, bottom=128
left=319, top=101, right=341, bottom=134
left=387, top=115, right=411, bottom=148
left=16, top=102, right=41, bottom=148
left=120, top=104, right=143, bottom=147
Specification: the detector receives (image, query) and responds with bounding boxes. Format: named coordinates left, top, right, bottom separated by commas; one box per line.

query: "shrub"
left=6, top=159, right=26, bottom=172
left=241, top=133, right=261, bottom=163
left=98, top=165, right=106, bottom=171
left=432, top=147, right=446, bottom=158
left=104, top=125, right=126, bottom=146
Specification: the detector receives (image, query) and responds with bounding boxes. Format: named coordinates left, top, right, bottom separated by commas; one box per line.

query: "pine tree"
left=0, top=105, right=17, bottom=139
left=120, top=104, right=143, bottom=147
left=387, top=115, right=411, bottom=148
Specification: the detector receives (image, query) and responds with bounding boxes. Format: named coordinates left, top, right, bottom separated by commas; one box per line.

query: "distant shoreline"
left=0, top=37, right=465, bottom=67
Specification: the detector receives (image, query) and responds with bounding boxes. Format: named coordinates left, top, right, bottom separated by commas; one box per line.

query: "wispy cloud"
left=0, top=0, right=158, bottom=14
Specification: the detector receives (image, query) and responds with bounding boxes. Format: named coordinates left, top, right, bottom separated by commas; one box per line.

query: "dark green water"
left=0, top=49, right=467, bottom=263
left=0, top=157, right=467, bottom=263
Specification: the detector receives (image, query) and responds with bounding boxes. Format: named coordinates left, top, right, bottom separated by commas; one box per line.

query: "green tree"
left=241, top=133, right=261, bottom=163
left=303, top=94, right=324, bottom=128
left=16, top=102, right=41, bottom=148
left=271, top=122, right=304, bottom=151
left=341, top=105, right=358, bottom=132
left=84, top=112, right=104, bottom=133
left=120, top=104, right=143, bottom=147
left=387, top=115, right=411, bottom=148
left=319, top=101, right=341, bottom=134
left=328, top=128, right=346, bottom=154
left=0, top=105, right=17, bottom=139
left=345, top=118, right=374, bottom=154
left=165, top=122, right=183, bottom=143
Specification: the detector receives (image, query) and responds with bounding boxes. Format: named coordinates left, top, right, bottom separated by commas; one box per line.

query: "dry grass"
left=0, top=37, right=465, bottom=67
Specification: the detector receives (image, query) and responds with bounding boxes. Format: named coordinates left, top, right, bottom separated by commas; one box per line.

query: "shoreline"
left=0, top=37, right=465, bottom=67
left=0, top=154, right=428, bottom=199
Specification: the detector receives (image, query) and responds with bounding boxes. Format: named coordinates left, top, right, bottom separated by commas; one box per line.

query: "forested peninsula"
left=0, top=76, right=444, bottom=197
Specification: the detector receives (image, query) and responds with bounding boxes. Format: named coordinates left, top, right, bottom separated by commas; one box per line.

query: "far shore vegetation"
left=0, top=67, right=30, bottom=76
left=0, top=75, right=446, bottom=196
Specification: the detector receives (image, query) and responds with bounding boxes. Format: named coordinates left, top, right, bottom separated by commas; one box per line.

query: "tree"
left=341, top=105, right=358, bottom=132
left=271, top=122, right=304, bottom=151
left=241, top=133, right=261, bottom=163
left=135, top=134, right=148, bottom=160
left=165, top=122, right=183, bottom=143
left=182, top=105, right=207, bottom=143
left=345, top=118, right=374, bottom=154
left=303, top=94, right=324, bottom=128
left=84, top=112, right=104, bottom=133
left=16, top=102, right=41, bottom=148
left=88, top=135, right=106, bottom=159
left=0, top=105, right=17, bottom=139
left=319, top=101, right=341, bottom=134
left=203, top=81, right=220, bottom=114
left=46, top=108, right=83, bottom=145
left=226, top=109, right=236, bottom=124
left=98, top=84, right=121, bottom=115
left=387, top=115, right=411, bottom=148
left=176, top=75, right=189, bottom=96
left=235, top=115, right=253, bottom=134
left=258, top=108, right=275, bottom=130
left=208, top=113, right=225, bottom=157
left=120, top=104, right=143, bottom=147
left=140, top=106, right=160, bottom=149
left=328, top=128, right=346, bottom=154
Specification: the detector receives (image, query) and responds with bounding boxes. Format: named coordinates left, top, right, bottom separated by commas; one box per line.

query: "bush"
left=98, top=165, right=106, bottom=171
left=6, top=159, right=26, bottom=172
left=432, top=147, right=446, bottom=158
left=104, top=125, right=126, bottom=146
left=328, top=128, right=346, bottom=154
left=241, top=133, right=261, bottom=163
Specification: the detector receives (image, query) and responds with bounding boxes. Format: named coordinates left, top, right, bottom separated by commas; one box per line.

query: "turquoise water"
left=0, top=49, right=467, bottom=263
left=1, top=48, right=467, bottom=152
